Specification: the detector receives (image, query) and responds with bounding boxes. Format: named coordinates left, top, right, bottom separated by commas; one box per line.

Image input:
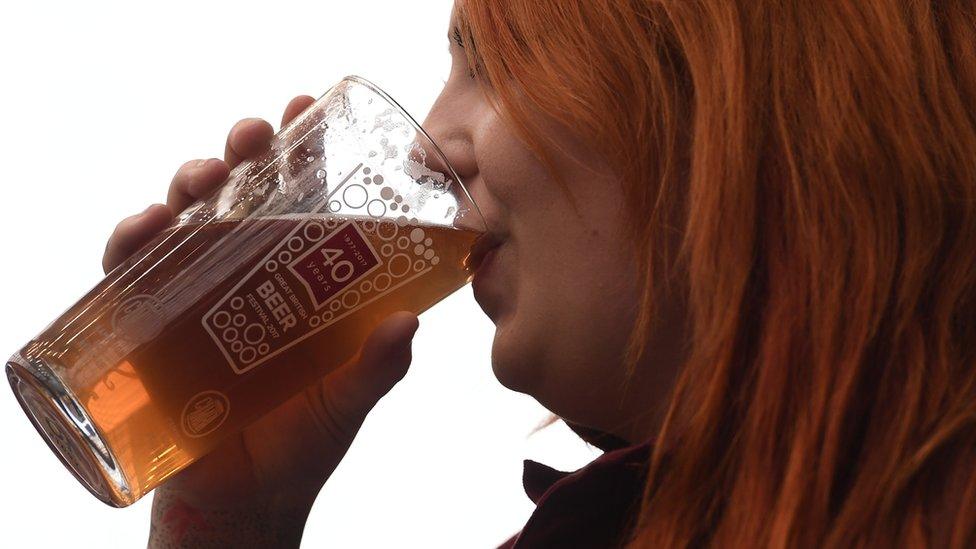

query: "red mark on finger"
left=163, top=499, right=210, bottom=542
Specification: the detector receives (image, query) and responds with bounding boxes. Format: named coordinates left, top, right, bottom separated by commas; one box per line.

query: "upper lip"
left=467, top=231, right=505, bottom=272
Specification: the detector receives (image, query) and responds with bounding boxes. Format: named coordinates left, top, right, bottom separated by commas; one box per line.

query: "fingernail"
left=401, top=314, right=420, bottom=349
left=194, top=158, right=209, bottom=168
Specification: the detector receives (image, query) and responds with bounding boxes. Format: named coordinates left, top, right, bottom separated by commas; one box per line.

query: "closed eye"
left=452, top=26, right=465, bottom=49
left=448, top=26, right=477, bottom=80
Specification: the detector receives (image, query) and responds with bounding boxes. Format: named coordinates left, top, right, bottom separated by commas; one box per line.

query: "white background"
left=0, top=1, right=603, bottom=547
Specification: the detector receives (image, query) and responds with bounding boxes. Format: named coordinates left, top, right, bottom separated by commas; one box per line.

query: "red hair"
left=456, top=0, right=976, bottom=546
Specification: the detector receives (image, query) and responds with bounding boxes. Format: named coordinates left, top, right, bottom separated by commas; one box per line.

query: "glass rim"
left=340, top=75, right=487, bottom=234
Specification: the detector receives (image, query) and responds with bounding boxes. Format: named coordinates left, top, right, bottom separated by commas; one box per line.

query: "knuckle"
left=103, top=234, right=123, bottom=269
left=306, top=385, right=358, bottom=444
left=179, top=159, right=199, bottom=171
left=177, top=159, right=204, bottom=178
left=232, top=117, right=260, bottom=132
left=111, top=217, right=129, bottom=238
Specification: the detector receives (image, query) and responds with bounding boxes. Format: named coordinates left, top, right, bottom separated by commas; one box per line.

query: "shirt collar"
left=512, top=434, right=653, bottom=548
left=521, top=436, right=652, bottom=505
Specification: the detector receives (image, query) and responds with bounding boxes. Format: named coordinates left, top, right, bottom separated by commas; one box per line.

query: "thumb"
left=318, top=311, right=419, bottom=428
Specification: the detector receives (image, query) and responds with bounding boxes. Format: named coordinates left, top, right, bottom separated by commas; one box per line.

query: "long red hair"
left=455, top=0, right=976, bottom=546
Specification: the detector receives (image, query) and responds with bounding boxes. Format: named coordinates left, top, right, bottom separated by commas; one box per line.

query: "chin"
left=488, top=319, right=543, bottom=396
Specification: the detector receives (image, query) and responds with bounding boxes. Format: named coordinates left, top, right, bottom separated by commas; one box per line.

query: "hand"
left=103, top=97, right=419, bottom=546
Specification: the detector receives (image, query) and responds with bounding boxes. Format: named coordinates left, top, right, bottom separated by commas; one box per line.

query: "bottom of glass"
left=6, top=354, right=132, bottom=507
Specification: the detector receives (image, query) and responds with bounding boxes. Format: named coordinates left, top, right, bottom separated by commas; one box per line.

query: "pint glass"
left=5, top=76, right=486, bottom=506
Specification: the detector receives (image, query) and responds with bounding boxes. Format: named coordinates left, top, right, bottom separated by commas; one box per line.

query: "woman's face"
left=421, top=13, right=683, bottom=442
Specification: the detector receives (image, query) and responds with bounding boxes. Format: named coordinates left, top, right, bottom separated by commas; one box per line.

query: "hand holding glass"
left=5, top=77, right=485, bottom=506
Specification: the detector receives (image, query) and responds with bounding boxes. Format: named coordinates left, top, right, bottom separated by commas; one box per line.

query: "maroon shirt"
left=497, top=424, right=652, bottom=548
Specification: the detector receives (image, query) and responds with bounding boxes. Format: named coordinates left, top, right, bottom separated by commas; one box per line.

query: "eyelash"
left=452, top=27, right=478, bottom=80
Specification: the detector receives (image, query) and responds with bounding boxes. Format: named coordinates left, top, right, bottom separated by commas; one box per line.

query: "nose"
left=421, top=88, right=478, bottom=184
left=418, top=88, right=492, bottom=234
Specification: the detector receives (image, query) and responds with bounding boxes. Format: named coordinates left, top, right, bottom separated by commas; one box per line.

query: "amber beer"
left=7, top=76, right=486, bottom=509
left=11, top=214, right=479, bottom=504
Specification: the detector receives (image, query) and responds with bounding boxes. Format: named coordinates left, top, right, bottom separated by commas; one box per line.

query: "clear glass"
left=5, top=76, right=486, bottom=507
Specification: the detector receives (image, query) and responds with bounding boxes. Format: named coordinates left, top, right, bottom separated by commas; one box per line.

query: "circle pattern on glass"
left=343, top=184, right=368, bottom=209
left=342, top=291, right=361, bottom=309
left=377, top=221, right=398, bottom=241
left=212, top=311, right=231, bottom=329
left=112, top=294, right=164, bottom=343
left=374, top=273, right=392, bottom=291
left=240, top=347, right=257, bottom=364
left=200, top=170, right=451, bottom=363
left=388, top=254, right=411, bottom=277
left=367, top=199, right=387, bottom=218
left=244, top=324, right=265, bottom=345
left=304, top=222, right=326, bottom=242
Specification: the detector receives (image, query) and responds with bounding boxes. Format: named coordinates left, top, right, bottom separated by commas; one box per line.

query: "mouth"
left=465, top=231, right=505, bottom=274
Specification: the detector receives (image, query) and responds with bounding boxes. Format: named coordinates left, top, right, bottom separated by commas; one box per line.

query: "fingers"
left=281, top=95, right=316, bottom=128
left=130, top=96, right=310, bottom=270
left=223, top=118, right=274, bottom=168
left=318, top=312, right=419, bottom=427
left=166, top=158, right=230, bottom=214
left=168, top=96, right=311, bottom=215
left=103, top=204, right=173, bottom=273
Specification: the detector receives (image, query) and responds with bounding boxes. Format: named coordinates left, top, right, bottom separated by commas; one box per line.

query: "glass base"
left=6, top=354, right=132, bottom=507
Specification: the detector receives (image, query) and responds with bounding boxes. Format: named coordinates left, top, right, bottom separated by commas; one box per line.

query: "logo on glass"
left=201, top=220, right=387, bottom=374
left=289, top=222, right=381, bottom=309
left=181, top=390, right=230, bottom=438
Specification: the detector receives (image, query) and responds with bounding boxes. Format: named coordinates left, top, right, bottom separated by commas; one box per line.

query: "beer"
left=10, top=215, right=479, bottom=504
left=6, top=75, right=487, bottom=508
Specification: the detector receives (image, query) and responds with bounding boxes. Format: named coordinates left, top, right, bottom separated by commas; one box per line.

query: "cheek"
left=475, top=124, right=554, bottom=212
left=480, top=130, right=641, bottom=398
left=490, top=236, right=641, bottom=407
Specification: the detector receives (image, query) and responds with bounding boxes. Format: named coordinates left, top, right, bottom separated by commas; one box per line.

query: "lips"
left=466, top=231, right=505, bottom=274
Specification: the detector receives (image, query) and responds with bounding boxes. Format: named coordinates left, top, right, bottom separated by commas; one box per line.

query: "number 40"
left=320, top=248, right=355, bottom=282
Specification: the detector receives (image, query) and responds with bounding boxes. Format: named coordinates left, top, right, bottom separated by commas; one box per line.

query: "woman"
left=105, top=0, right=976, bottom=547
